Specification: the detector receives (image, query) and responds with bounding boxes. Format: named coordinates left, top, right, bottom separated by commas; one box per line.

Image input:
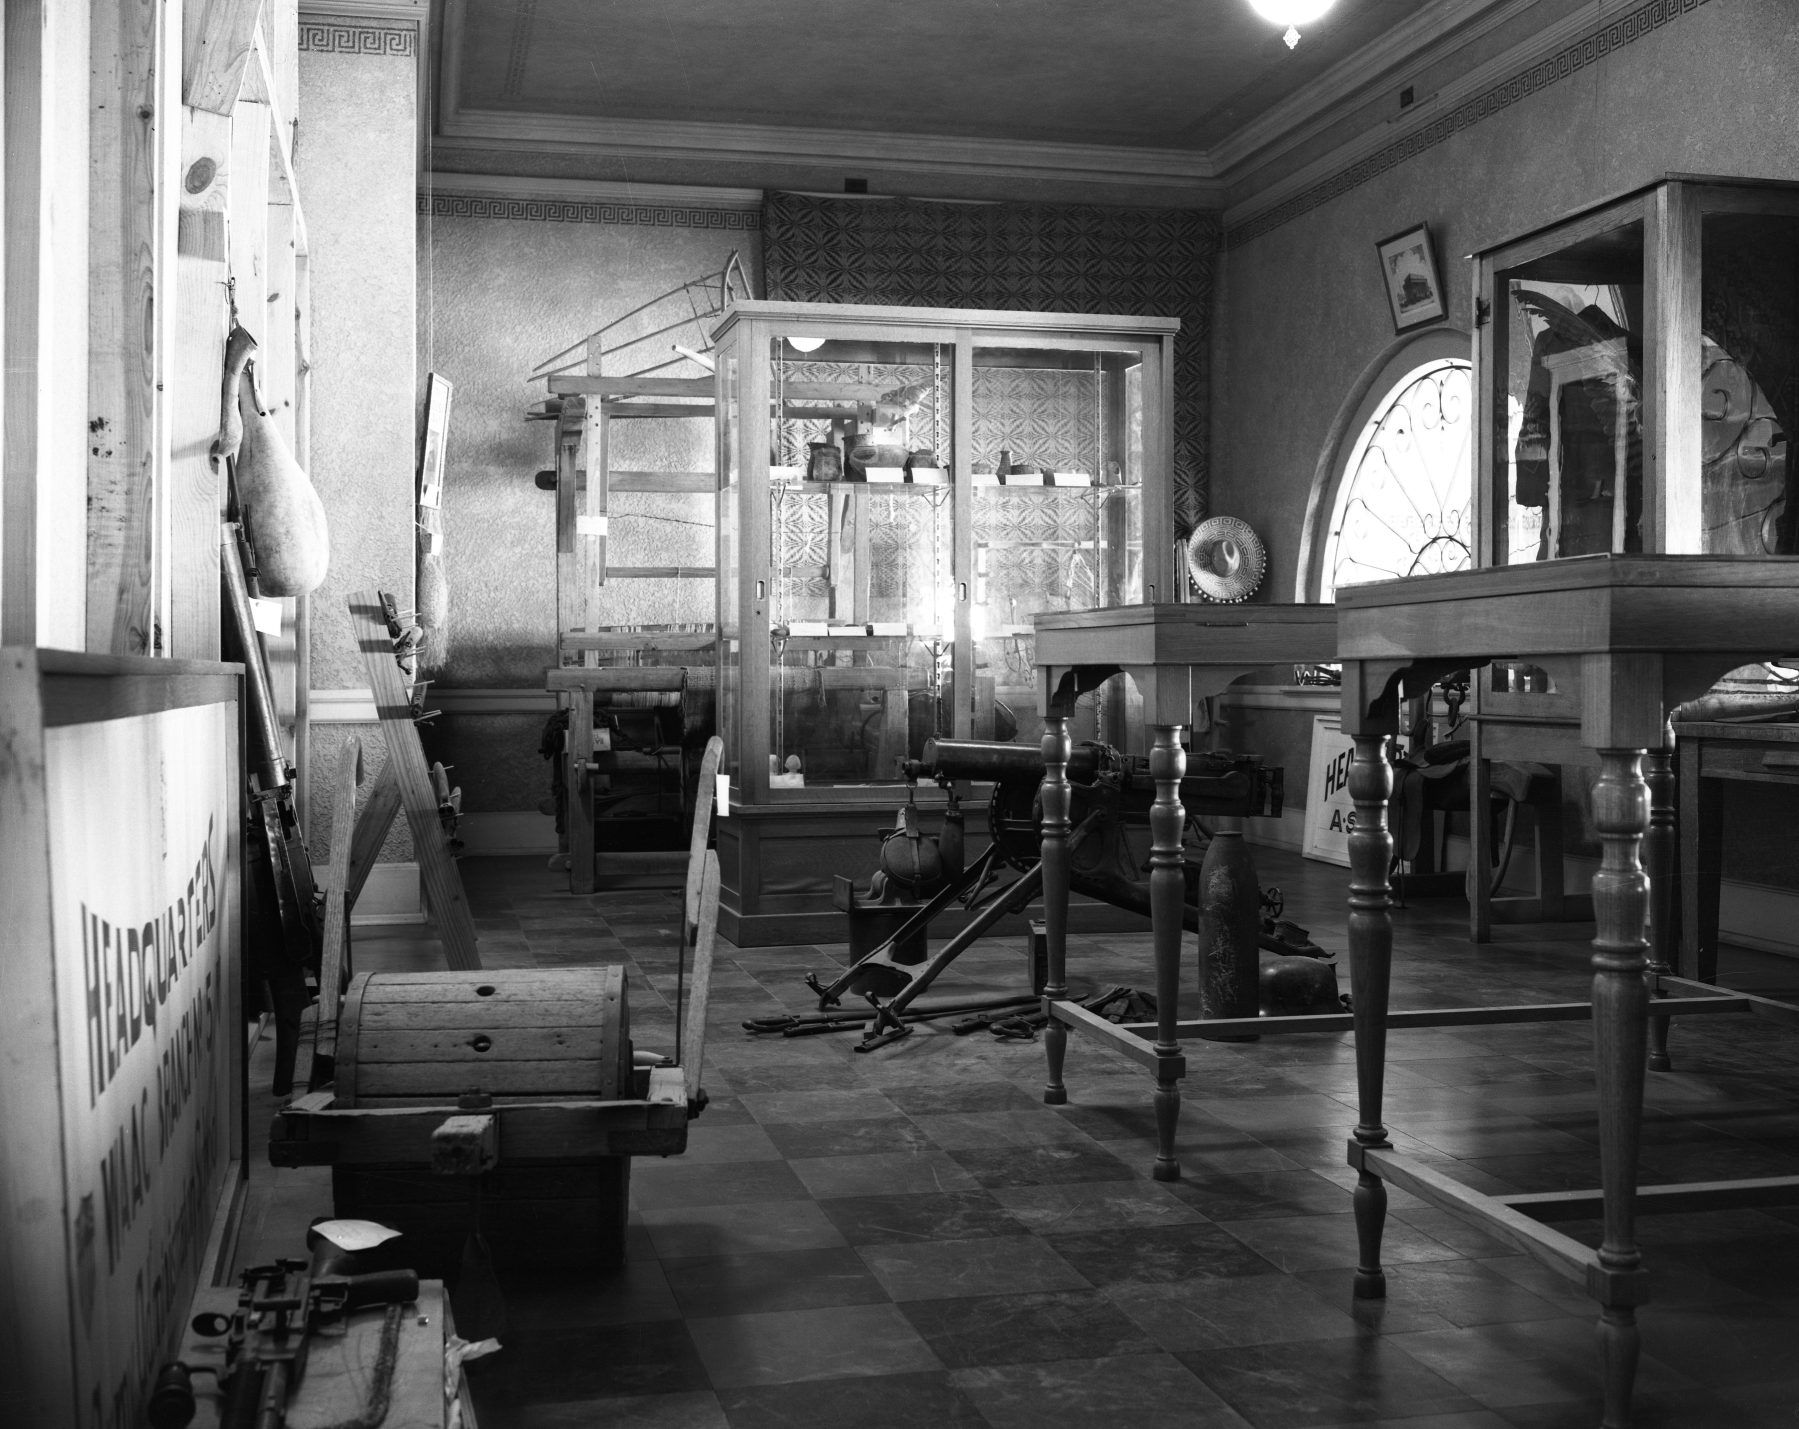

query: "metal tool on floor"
left=745, top=991, right=1039, bottom=1038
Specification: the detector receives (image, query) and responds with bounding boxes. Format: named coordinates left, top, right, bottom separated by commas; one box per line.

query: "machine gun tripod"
left=795, top=737, right=1323, bottom=1051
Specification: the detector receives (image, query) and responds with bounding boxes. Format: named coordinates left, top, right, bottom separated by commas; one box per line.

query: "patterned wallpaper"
left=762, top=194, right=1218, bottom=535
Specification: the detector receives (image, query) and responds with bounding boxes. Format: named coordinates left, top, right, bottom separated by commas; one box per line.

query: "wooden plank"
left=560, top=630, right=716, bottom=652
left=169, top=110, right=233, bottom=661
left=362, top=999, right=614, bottom=1030
left=349, top=590, right=481, bottom=969
left=550, top=375, right=719, bottom=397
left=262, top=192, right=298, bottom=453
left=1658, top=975, right=1799, bottom=1030
left=609, top=470, right=716, bottom=492
left=265, top=0, right=299, bottom=122
left=1, top=2, right=88, bottom=650
left=250, top=23, right=306, bottom=257
left=1650, top=182, right=1704, bottom=553
left=686, top=737, right=725, bottom=931
left=358, top=1029, right=605, bottom=1062
left=601, top=402, right=716, bottom=420
left=682, top=852, right=722, bottom=1102
left=547, top=666, right=689, bottom=693
left=1129, top=994, right=1753, bottom=1041
left=354, top=1061, right=611, bottom=1098
left=604, top=566, right=719, bottom=580
left=585, top=404, right=608, bottom=587
left=309, top=736, right=360, bottom=1087
left=182, top=0, right=262, bottom=114
left=0, top=652, right=79, bottom=1424
left=1364, top=1148, right=1594, bottom=1285
left=87, top=0, right=162, bottom=656
left=1050, top=999, right=1173, bottom=1073
left=344, top=754, right=400, bottom=911
left=270, top=1095, right=688, bottom=1168
left=555, top=426, right=580, bottom=664
left=1500, top=1175, right=1799, bottom=1224
left=568, top=686, right=596, bottom=895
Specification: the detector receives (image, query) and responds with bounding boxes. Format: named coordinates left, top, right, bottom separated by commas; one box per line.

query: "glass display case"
left=1477, top=175, right=1799, bottom=566
left=710, top=300, right=1178, bottom=942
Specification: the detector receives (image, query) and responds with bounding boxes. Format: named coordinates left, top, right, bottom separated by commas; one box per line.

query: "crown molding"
left=1209, top=0, right=1536, bottom=178
left=425, top=171, right=764, bottom=210
left=436, top=108, right=1225, bottom=196
left=299, top=0, right=425, bottom=18
left=1221, top=0, right=1703, bottom=238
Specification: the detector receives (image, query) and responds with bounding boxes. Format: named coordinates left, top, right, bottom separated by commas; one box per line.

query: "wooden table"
left=1032, top=603, right=1339, bottom=1180
left=1674, top=718, right=1799, bottom=982
left=1335, top=555, right=1799, bottom=1429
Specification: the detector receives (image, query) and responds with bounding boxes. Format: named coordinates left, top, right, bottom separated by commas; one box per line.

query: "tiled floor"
left=242, top=847, right=1799, bottom=1428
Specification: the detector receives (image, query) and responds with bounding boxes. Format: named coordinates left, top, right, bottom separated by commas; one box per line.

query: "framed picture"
left=1376, top=223, right=1446, bottom=332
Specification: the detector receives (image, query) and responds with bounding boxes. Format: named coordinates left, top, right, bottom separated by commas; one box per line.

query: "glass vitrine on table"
left=710, top=300, right=1178, bottom=945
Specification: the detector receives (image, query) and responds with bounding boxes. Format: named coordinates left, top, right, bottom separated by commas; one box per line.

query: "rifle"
left=147, top=1234, right=419, bottom=1429
left=223, top=518, right=322, bottom=1095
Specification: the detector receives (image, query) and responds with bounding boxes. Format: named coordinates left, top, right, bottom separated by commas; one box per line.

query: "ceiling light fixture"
left=787, top=336, right=825, bottom=353
left=1248, top=0, right=1335, bottom=48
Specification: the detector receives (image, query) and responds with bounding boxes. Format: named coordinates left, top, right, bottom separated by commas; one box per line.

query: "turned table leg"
left=1592, top=748, right=1653, bottom=1429
left=1041, top=715, right=1072, bottom=1106
left=1644, top=738, right=1676, bottom=1074
left=1149, top=723, right=1188, bottom=1181
left=1347, top=730, right=1396, bottom=1299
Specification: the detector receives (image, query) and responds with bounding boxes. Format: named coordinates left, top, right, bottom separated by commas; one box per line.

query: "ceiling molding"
left=425, top=171, right=764, bottom=211
left=1221, top=0, right=1712, bottom=242
left=1208, top=0, right=1537, bottom=177
left=436, top=108, right=1225, bottom=196
left=298, top=0, right=426, bottom=18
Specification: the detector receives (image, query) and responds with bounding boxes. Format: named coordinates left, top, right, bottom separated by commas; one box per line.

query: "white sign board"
left=44, top=702, right=239, bottom=1428
left=1302, top=715, right=1405, bottom=867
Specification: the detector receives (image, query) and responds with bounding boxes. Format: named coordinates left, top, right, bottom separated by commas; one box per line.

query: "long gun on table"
left=803, top=737, right=1295, bottom=1049
left=148, top=1235, right=419, bottom=1429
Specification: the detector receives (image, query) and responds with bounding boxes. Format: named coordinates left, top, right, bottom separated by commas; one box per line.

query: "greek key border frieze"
left=297, top=19, right=417, bottom=56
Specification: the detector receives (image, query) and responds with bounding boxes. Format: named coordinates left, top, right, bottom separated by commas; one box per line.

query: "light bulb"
left=1248, top=0, right=1335, bottom=22
left=787, top=336, right=825, bottom=353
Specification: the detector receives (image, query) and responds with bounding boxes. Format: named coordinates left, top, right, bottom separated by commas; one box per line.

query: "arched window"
left=1318, top=359, right=1473, bottom=600
left=1297, top=328, right=1475, bottom=604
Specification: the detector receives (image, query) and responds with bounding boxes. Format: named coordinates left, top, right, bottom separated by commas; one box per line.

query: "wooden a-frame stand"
left=346, top=589, right=481, bottom=971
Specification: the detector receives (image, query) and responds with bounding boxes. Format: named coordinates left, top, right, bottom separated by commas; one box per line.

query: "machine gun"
left=147, top=1233, right=419, bottom=1429
left=798, top=737, right=1318, bottom=1050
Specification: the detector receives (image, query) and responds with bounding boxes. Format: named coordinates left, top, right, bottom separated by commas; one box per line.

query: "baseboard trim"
left=313, top=860, right=424, bottom=925
left=458, top=812, right=560, bottom=857
left=1242, top=820, right=1799, bottom=961
left=1559, top=854, right=1799, bottom=960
